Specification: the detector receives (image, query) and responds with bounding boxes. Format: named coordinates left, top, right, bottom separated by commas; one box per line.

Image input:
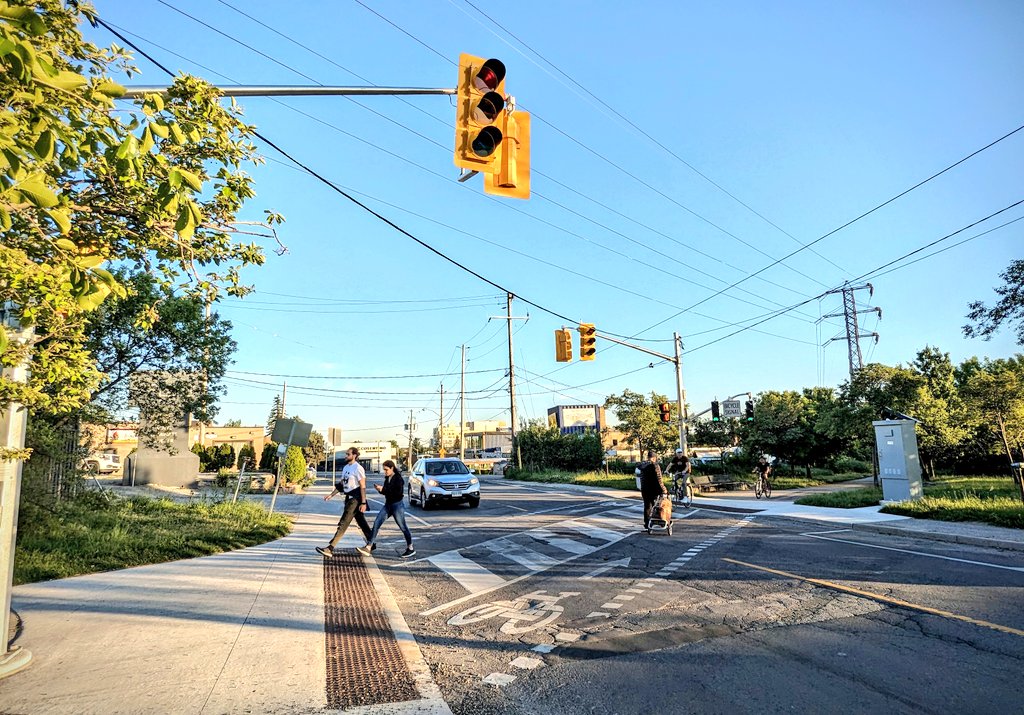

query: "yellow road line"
left=722, top=558, right=1024, bottom=639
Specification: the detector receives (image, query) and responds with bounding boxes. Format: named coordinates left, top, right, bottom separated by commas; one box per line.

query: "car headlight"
left=469, top=477, right=479, bottom=484
left=427, top=479, right=439, bottom=487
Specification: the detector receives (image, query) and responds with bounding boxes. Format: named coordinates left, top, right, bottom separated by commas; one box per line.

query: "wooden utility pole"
left=460, top=344, right=466, bottom=461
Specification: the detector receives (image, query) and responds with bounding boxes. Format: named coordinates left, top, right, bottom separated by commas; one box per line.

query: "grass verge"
left=771, top=472, right=870, bottom=489
left=15, top=492, right=292, bottom=585
left=506, top=468, right=639, bottom=491
left=795, top=476, right=1024, bottom=529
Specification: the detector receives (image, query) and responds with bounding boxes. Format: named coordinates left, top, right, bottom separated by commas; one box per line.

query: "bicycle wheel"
left=682, top=483, right=693, bottom=508
left=763, top=479, right=772, bottom=499
left=754, top=477, right=764, bottom=499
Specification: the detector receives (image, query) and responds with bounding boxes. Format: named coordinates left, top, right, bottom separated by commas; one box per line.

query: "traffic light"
left=659, top=402, right=672, bottom=423
left=484, top=110, right=530, bottom=199
left=745, top=400, right=754, bottom=422
left=454, top=54, right=506, bottom=174
left=711, top=400, right=721, bottom=422
left=578, top=323, right=596, bottom=361
left=555, top=328, right=573, bottom=362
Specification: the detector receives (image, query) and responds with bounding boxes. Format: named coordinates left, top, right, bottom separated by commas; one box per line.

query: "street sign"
left=722, top=399, right=742, bottom=418
left=328, top=426, right=343, bottom=446
left=272, top=418, right=313, bottom=447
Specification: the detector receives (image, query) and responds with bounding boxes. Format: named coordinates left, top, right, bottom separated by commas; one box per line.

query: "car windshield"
left=426, top=461, right=469, bottom=476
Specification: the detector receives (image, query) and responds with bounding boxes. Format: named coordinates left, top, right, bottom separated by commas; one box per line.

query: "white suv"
left=83, top=452, right=120, bottom=474
left=407, top=458, right=480, bottom=509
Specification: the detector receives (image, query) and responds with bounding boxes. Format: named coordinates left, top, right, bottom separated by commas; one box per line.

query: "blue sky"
left=89, top=0, right=1023, bottom=446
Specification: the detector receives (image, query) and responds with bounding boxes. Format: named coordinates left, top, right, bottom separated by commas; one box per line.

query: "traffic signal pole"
left=592, top=329, right=689, bottom=456
left=121, top=86, right=457, bottom=99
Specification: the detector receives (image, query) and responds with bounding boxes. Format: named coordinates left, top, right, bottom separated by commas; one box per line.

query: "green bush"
left=516, top=424, right=604, bottom=471
left=833, top=455, right=872, bottom=474
left=281, top=445, right=306, bottom=486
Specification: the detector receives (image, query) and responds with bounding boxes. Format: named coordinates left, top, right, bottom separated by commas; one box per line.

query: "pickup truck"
left=83, top=452, right=120, bottom=474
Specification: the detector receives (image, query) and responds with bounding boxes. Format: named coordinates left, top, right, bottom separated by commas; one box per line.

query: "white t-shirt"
left=340, top=461, right=365, bottom=494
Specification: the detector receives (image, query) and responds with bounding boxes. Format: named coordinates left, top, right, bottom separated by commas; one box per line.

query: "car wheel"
left=407, top=484, right=414, bottom=505
left=467, top=497, right=480, bottom=508
left=85, top=461, right=99, bottom=474
left=420, top=488, right=431, bottom=510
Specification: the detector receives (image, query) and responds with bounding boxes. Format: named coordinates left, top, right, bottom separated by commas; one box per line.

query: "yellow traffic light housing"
left=555, top=328, right=573, bottom=362
left=484, top=111, right=530, bottom=199
left=578, top=323, right=596, bottom=361
left=454, top=54, right=506, bottom=174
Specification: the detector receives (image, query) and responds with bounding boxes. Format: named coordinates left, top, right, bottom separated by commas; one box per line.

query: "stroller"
left=646, top=494, right=673, bottom=536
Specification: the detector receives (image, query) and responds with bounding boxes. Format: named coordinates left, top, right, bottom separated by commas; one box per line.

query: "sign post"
left=269, top=418, right=313, bottom=514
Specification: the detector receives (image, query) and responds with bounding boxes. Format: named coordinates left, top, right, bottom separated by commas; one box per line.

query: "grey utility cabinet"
left=872, top=419, right=923, bottom=502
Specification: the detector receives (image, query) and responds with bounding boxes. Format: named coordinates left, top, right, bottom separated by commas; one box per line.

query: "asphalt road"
left=374, top=475, right=1024, bottom=715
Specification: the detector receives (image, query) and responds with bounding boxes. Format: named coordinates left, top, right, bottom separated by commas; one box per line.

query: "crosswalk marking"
left=528, top=529, right=594, bottom=555
left=427, top=551, right=506, bottom=594
left=422, top=511, right=637, bottom=599
left=484, top=539, right=560, bottom=571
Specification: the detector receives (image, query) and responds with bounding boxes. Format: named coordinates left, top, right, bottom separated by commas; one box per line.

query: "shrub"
left=281, top=445, right=306, bottom=486
left=833, top=455, right=872, bottom=474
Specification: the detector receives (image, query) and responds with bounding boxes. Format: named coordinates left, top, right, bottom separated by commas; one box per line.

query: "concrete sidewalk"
left=2, top=484, right=451, bottom=715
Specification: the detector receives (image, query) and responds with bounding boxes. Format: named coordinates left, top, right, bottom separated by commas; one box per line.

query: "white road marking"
left=587, top=612, right=610, bottom=618
left=427, top=551, right=506, bottom=593
left=614, top=594, right=635, bottom=601
left=626, top=588, right=645, bottom=594
left=484, top=539, right=560, bottom=571
left=506, top=505, right=529, bottom=512
left=530, top=529, right=596, bottom=556
left=801, top=532, right=1024, bottom=573
left=580, top=557, right=632, bottom=580
left=601, top=602, right=623, bottom=609
left=556, top=632, right=580, bottom=642
left=532, top=644, right=556, bottom=653
left=563, top=521, right=628, bottom=543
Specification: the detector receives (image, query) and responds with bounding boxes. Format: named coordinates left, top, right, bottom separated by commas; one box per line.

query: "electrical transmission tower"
left=820, top=283, right=881, bottom=379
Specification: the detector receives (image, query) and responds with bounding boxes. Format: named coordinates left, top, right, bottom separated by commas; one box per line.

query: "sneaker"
left=400, top=547, right=416, bottom=558
left=356, top=544, right=373, bottom=557
left=315, top=546, right=334, bottom=558
left=371, top=543, right=377, bottom=552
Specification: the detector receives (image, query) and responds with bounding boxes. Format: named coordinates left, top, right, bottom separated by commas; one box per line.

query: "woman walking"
left=356, top=460, right=416, bottom=558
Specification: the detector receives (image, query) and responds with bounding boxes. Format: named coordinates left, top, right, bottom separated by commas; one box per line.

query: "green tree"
left=739, top=391, right=811, bottom=475
left=83, top=272, right=236, bottom=436
left=604, top=390, right=675, bottom=456
left=236, top=443, right=255, bottom=470
left=516, top=421, right=603, bottom=471
left=960, top=358, right=1024, bottom=502
left=303, top=430, right=325, bottom=467
left=909, top=346, right=970, bottom=479
left=964, top=259, right=1024, bottom=346
left=265, top=396, right=283, bottom=436
left=0, top=1, right=282, bottom=417
left=281, top=445, right=306, bottom=486
left=223, top=419, right=242, bottom=427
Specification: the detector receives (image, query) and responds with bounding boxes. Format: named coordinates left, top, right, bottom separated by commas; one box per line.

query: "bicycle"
left=671, top=472, right=693, bottom=508
left=753, top=470, right=772, bottom=499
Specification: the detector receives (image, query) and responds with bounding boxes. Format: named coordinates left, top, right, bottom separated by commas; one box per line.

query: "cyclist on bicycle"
left=754, top=456, right=772, bottom=482
left=665, top=448, right=691, bottom=480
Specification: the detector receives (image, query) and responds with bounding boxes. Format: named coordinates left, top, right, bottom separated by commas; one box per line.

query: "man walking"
left=316, top=447, right=374, bottom=558
left=637, top=450, right=667, bottom=529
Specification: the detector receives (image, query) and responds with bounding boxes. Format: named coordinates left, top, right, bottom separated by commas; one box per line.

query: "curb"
left=850, top=522, right=1024, bottom=553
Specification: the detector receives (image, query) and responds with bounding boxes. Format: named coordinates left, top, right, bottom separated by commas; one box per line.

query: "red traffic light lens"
left=472, top=91, right=505, bottom=123
left=474, top=59, right=506, bottom=92
left=471, top=125, right=503, bottom=157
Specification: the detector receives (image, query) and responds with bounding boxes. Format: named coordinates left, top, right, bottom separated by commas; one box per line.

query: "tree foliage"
left=604, top=389, right=676, bottom=456
left=516, top=421, right=603, bottom=471
left=0, top=1, right=282, bottom=415
left=964, top=259, right=1024, bottom=346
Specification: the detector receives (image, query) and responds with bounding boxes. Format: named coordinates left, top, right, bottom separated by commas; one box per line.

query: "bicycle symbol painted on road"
left=448, top=590, right=581, bottom=634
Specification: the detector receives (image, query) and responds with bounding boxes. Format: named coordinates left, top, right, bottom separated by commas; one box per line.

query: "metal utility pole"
left=490, top=294, right=528, bottom=466
left=821, top=283, right=881, bottom=380
left=0, top=304, right=32, bottom=678
left=460, top=344, right=466, bottom=461
left=406, top=411, right=415, bottom=469
left=438, top=383, right=445, bottom=457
